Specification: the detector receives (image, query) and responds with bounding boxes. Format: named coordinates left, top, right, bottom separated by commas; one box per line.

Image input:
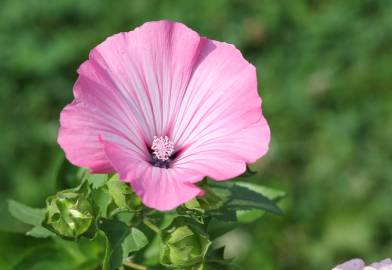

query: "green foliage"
left=203, top=181, right=283, bottom=223
left=85, top=173, right=109, bottom=190
left=122, top=228, right=149, bottom=255
left=8, top=200, right=54, bottom=238
left=26, top=226, right=54, bottom=238
left=8, top=167, right=282, bottom=269
left=12, top=246, right=75, bottom=270
left=8, top=200, right=45, bottom=227
left=99, top=219, right=148, bottom=270
left=205, top=246, right=238, bottom=270
left=106, top=175, right=143, bottom=212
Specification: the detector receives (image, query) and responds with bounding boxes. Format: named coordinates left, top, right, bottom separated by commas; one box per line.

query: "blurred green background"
left=1, top=0, right=391, bottom=269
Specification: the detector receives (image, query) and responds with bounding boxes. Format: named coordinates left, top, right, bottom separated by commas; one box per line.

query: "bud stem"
left=123, top=260, right=148, bottom=270
left=143, top=219, right=160, bottom=233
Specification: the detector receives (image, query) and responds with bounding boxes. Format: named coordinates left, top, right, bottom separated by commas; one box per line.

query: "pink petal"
left=89, top=20, right=202, bottom=139
left=102, top=139, right=203, bottom=211
left=369, top=259, right=392, bottom=269
left=333, top=259, right=366, bottom=270
left=172, top=39, right=270, bottom=180
left=58, top=20, right=202, bottom=172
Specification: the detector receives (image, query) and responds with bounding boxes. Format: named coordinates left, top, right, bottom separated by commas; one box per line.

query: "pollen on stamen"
left=151, top=136, right=174, bottom=161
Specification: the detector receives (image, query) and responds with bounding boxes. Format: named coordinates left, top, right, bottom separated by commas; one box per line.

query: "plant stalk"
left=143, top=219, right=160, bottom=233
left=123, top=260, right=148, bottom=270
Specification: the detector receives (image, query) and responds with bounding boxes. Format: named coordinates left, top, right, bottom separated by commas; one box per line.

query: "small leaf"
left=207, top=219, right=237, bottom=240
left=205, top=246, right=239, bottom=270
left=235, top=182, right=285, bottom=201
left=85, top=174, right=109, bottom=189
left=122, top=228, right=148, bottom=257
left=91, top=188, right=112, bottom=218
left=12, top=246, right=75, bottom=270
left=183, top=198, right=204, bottom=213
left=226, top=184, right=283, bottom=215
left=99, top=218, right=130, bottom=270
left=236, top=209, right=264, bottom=223
left=208, top=181, right=283, bottom=215
left=143, top=234, right=161, bottom=265
left=207, top=246, right=226, bottom=260
left=233, top=182, right=285, bottom=222
left=26, top=226, right=55, bottom=238
left=106, top=177, right=130, bottom=209
left=8, top=200, right=45, bottom=226
left=0, top=198, right=28, bottom=233
left=208, top=209, right=237, bottom=222
left=106, top=176, right=142, bottom=212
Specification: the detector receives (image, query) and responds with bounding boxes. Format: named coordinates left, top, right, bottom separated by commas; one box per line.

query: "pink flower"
left=333, top=259, right=392, bottom=270
left=58, top=20, right=270, bottom=211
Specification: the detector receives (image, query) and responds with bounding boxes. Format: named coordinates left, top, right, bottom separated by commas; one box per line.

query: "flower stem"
left=123, top=260, right=148, bottom=270
left=143, top=219, right=160, bottom=233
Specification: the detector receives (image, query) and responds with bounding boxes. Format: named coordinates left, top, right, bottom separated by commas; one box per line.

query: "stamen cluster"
left=151, top=136, right=174, bottom=161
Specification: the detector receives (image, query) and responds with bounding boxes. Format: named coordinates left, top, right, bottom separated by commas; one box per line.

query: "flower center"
left=151, top=136, right=174, bottom=163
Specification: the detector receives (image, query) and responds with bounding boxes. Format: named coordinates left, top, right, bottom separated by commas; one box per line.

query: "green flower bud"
left=160, top=217, right=211, bottom=269
left=45, top=190, right=94, bottom=238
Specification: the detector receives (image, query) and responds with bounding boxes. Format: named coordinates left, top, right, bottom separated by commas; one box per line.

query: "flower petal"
left=369, top=259, right=392, bottom=269
left=333, top=259, right=366, bottom=270
left=58, top=20, right=203, bottom=172
left=58, top=67, right=147, bottom=172
left=172, top=39, right=270, bottom=180
left=102, top=139, right=203, bottom=211
left=89, top=20, right=203, bottom=139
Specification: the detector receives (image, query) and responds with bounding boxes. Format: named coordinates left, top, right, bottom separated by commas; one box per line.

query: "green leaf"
left=91, top=188, right=112, bottom=218
left=183, top=198, right=204, bottom=213
left=106, top=177, right=130, bottom=209
left=85, top=173, right=109, bottom=189
left=122, top=228, right=148, bottom=257
left=12, top=246, right=75, bottom=270
left=26, top=226, right=55, bottom=238
left=205, top=246, right=238, bottom=270
left=207, top=246, right=226, bottom=260
left=235, top=182, right=286, bottom=201
left=0, top=198, right=29, bottom=233
left=206, top=219, right=238, bottom=240
left=8, top=200, right=45, bottom=226
left=227, top=184, right=283, bottom=214
left=99, top=219, right=129, bottom=270
left=208, top=182, right=283, bottom=215
left=232, top=182, right=285, bottom=223
left=7, top=200, right=56, bottom=238
left=143, top=234, right=161, bottom=266
left=106, top=175, right=142, bottom=212
left=207, top=209, right=237, bottom=222
left=203, top=181, right=284, bottom=229
left=236, top=209, right=264, bottom=223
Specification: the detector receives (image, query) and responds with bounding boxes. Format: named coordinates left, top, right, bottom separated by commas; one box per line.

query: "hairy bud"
left=160, top=217, right=211, bottom=269
left=44, top=190, right=94, bottom=238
